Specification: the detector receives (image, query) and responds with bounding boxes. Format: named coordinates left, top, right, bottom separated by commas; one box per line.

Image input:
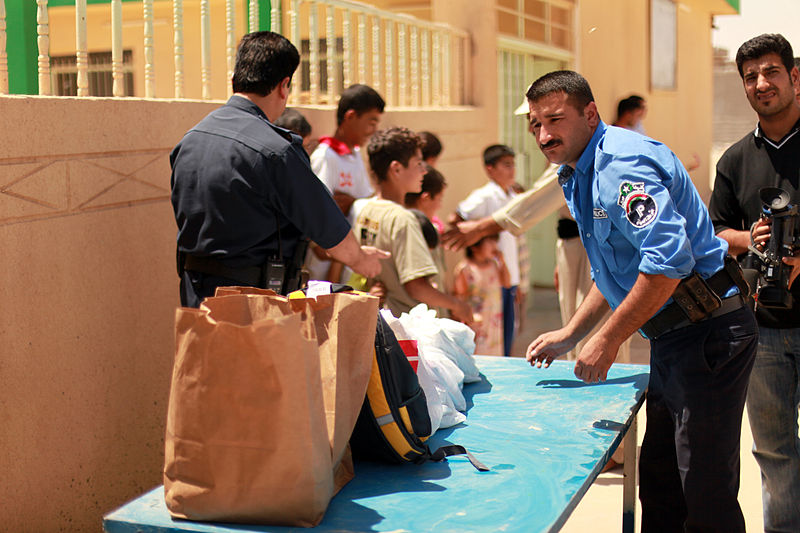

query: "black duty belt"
left=183, top=254, right=264, bottom=287
left=640, top=256, right=750, bottom=340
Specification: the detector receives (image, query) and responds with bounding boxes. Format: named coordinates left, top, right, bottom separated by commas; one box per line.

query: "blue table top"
left=104, top=357, right=649, bottom=533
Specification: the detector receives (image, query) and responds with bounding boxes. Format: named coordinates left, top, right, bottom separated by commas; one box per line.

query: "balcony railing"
left=0, top=0, right=471, bottom=107
left=283, top=0, right=470, bottom=106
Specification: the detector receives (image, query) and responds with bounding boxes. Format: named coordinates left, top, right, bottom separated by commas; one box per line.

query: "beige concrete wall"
left=0, top=95, right=210, bottom=532
left=578, top=0, right=735, bottom=202
left=0, top=94, right=487, bottom=532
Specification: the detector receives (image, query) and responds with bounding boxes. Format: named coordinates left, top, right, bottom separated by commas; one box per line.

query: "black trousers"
left=179, top=270, right=251, bottom=308
left=639, top=306, right=757, bottom=533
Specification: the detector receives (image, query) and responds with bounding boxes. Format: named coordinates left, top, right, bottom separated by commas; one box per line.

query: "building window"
left=51, top=50, right=135, bottom=97
left=650, top=0, right=677, bottom=90
left=496, top=0, right=574, bottom=51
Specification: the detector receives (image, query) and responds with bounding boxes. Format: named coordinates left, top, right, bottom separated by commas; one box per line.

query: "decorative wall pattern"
left=0, top=149, right=171, bottom=226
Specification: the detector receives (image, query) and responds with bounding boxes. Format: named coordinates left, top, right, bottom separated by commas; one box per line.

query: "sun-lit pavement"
left=511, top=287, right=764, bottom=533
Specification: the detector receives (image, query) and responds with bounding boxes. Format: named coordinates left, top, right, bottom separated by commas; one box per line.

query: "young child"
left=405, top=164, right=448, bottom=295
left=453, top=235, right=510, bottom=356
left=354, top=127, right=472, bottom=324
left=419, top=131, right=443, bottom=167
left=273, top=107, right=315, bottom=154
left=453, top=144, right=519, bottom=356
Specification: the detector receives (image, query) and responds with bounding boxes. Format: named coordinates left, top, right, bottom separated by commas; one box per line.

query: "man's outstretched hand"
left=441, top=218, right=501, bottom=251
left=526, top=327, right=576, bottom=368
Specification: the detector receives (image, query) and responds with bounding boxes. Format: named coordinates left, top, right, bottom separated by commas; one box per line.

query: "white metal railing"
left=0, top=0, right=470, bottom=106
left=287, top=0, right=470, bottom=106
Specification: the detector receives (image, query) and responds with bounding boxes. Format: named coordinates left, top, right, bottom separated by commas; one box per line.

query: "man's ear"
left=278, top=77, right=291, bottom=99
left=791, top=66, right=799, bottom=88
left=584, top=101, right=600, bottom=127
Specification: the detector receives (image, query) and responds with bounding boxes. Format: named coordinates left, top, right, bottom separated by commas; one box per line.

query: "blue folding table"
left=104, top=357, right=648, bottom=533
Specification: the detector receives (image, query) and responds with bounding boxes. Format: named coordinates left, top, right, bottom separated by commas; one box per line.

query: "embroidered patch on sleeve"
left=617, top=181, right=658, bottom=228
left=593, top=208, right=608, bottom=219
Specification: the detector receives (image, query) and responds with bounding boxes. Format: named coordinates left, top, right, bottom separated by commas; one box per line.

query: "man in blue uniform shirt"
left=171, top=32, right=387, bottom=307
left=524, top=71, right=757, bottom=532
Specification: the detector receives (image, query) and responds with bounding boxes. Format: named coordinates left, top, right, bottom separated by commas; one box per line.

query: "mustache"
left=540, top=139, right=562, bottom=150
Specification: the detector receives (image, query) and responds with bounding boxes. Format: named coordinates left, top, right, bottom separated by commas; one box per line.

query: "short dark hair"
left=419, top=131, right=443, bottom=161
left=273, top=108, right=311, bottom=137
left=616, top=95, right=646, bottom=120
left=466, top=234, right=498, bottom=259
left=409, top=209, right=439, bottom=249
left=735, top=34, right=795, bottom=78
left=483, top=144, right=515, bottom=167
left=232, top=32, right=300, bottom=96
left=367, top=127, right=422, bottom=182
left=526, top=70, right=595, bottom=112
left=336, top=84, right=385, bottom=125
left=405, top=164, right=447, bottom=207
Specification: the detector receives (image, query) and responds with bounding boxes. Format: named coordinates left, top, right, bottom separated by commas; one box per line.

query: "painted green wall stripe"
left=5, top=0, right=38, bottom=94
left=245, top=0, right=272, bottom=32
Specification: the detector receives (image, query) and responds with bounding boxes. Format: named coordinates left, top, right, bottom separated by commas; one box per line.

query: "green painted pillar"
left=5, top=0, right=38, bottom=94
left=246, top=0, right=273, bottom=32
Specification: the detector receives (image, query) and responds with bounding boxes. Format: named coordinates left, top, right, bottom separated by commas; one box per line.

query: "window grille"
left=51, top=50, right=134, bottom=97
left=496, top=0, right=574, bottom=51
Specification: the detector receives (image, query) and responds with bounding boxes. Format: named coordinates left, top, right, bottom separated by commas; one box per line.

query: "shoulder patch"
left=617, top=181, right=657, bottom=228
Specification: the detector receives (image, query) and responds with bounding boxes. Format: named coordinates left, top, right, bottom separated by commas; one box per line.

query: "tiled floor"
left=510, top=287, right=764, bottom=533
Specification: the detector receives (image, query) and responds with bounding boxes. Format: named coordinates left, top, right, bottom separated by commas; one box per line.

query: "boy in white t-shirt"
left=452, top=145, right=519, bottom=356
left=307, top=84, right=385, bottom=281
left=355, top=127, right=472, bottom=324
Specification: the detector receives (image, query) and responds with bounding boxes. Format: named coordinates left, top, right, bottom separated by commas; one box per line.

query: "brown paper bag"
left=164, top=290, right=377, bottom=526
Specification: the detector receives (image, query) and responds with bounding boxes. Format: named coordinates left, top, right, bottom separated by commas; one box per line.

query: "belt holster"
left=672, top=273, right=721, bottom=322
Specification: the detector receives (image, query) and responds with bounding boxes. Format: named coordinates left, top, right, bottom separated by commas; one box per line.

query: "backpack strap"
left=430, top=444, right=489, bottom=472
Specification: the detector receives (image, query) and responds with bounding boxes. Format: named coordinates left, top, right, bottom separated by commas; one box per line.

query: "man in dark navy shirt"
left=709, top=33, right=800, bottom=533
left=171, top=31, right=387, bottom=307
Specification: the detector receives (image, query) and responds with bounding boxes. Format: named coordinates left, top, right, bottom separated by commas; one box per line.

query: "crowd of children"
left=277, top=84, right=528, bottom=356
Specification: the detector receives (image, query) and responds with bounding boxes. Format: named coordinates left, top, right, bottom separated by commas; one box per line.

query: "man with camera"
left=709, top=33, right=800, bottom=532
left=171, top=32, right=388, bottom=307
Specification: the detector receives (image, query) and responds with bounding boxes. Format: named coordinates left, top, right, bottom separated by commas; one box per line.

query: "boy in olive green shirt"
left=354, top=127, right=472, bottom=324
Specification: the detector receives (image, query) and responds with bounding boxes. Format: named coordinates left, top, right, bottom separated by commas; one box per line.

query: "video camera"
left=741, top=187, right=800, bottom=309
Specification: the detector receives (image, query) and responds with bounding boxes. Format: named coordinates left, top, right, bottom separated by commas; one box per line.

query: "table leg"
left=622, top=414, right=637, bottom=533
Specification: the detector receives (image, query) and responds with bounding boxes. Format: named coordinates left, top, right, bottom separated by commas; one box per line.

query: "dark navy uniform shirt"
left=560, top=121, right=731, bottom=313
left=710, top=119, right=800, bottom=328
left=170, top=95, right=350, bottom=267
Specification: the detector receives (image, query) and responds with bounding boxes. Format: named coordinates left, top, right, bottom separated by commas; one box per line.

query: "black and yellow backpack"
left=349, top=312, right=488, bottom=472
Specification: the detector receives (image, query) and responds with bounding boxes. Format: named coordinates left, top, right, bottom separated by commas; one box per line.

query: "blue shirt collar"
left=558, top=121, right=607, bottom=184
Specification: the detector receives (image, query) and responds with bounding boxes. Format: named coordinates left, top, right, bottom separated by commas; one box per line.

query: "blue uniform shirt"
left=560, top=121, right=730, bottom=311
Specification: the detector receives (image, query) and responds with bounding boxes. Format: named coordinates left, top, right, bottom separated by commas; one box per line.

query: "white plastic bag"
left=403, top=305, right=481, bottom=383
left=380, top=310, right=448, bottom=433
left=382, top=306, right=479, bottom=430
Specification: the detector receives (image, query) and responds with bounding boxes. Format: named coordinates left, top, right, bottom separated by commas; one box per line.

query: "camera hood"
left=760, top=187, right=791, bottom=212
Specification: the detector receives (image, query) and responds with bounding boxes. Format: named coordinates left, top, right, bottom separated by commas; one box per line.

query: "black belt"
left=641, top=294, right=745, bottom=339
left=182, top=254, right=265, bottom=287
left=640, top=257, right=749, bottom=339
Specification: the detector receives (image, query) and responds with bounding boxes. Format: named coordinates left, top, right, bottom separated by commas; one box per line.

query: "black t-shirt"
left=170, top=96, right=350, bottom=268
left=709, top=119, right=800, bottom=328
